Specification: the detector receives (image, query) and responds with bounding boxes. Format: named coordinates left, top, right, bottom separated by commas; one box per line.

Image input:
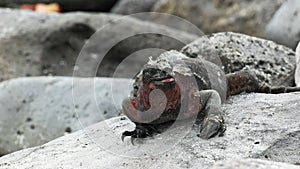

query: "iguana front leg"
left=196, top=90, right=226, bottom=139
left=226, top=70, right=300, bottom=95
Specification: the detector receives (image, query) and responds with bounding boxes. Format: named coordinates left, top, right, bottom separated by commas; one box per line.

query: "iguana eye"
left=142, top=68, right=157, bottom=82
left=143, top=68, right=171, bottom=82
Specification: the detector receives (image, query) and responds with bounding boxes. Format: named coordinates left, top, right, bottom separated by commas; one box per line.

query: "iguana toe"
left=198, top=115, right=226, bottom=139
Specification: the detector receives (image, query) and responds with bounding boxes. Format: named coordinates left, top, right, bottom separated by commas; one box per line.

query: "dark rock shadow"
left=258, top=131, right=300, bottom=165
left=40, top=23, right=95, bottom=76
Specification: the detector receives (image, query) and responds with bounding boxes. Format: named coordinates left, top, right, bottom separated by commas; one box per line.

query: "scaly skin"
left=122, top=50, right=300, bottom=141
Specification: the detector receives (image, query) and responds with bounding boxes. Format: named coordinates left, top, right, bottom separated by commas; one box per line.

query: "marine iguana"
left=121, top=33, right=300, bottom=141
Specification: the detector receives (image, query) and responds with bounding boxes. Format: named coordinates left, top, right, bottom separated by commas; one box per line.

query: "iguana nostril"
left=143, top=72, right=152, bottom=82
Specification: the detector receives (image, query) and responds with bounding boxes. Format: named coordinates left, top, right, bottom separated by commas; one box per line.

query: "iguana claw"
left=198, top=115, right=226, bottom=139
left=121, top=124, right=160, bottom=144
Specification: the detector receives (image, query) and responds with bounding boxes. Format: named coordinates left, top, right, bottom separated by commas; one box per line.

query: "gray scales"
left=121, top=32, right=300, bottom=141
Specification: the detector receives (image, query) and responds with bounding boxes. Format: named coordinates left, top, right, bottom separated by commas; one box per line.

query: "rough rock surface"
left=153, top=0, right=285, bottom=37
left=181, top=32, right=297, bottom=86
left=0, top=92, right=299, bottom=168
left=208, top=159, right=300, bottom=169
left=0, top=77, right=132, bottom=155
left=0, top=9, right=198, bottom=81
left=266, top=0, right=300, bottom=49
left=111, top=0, right=158, bottom=14
left=0, top=0, right=118, bottom=12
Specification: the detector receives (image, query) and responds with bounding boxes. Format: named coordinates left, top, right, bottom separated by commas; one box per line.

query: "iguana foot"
left=198, top=115, right=226, bottom=139
left=121, top=123, right=160, bottom=143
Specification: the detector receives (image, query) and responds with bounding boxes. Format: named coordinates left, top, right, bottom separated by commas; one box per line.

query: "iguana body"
left=122, top=32, right=300, bottom=140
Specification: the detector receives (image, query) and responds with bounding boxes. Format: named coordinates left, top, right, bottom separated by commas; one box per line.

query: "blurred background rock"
left=0, top=0, right=118, bottom=12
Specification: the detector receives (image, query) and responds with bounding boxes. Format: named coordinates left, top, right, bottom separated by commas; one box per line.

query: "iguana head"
left=122, top=51, right=201, bottom=124
left=124, top=67, right=181, bottom=121
left=138, top=67, right=180, bottom=111
left=122, top=52, right=186, bottom=123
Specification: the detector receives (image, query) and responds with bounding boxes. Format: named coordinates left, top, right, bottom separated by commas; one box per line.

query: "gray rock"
left=0, top=9, right=198, bottom=81
left=111, top=0, right=158, bottom=14
left=0, top=77, right=132, bottom=155
left=0, top=92, right=299, bottom=168
left=0, top=57, right=13, bottom=82
left=208, top=159, right=300, bottom=169
left=266, top=0, right=300, bottom=49
left=0, top=0, right=118, bottom=12
left=153, top=0, right=284, bottom=37
left=181, top=32, right=297, bottom=86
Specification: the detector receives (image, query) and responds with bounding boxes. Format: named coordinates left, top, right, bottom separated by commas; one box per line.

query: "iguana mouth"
left=161, top=77, right=175, bottom=83
left=152, top=77, right=175, bottom=86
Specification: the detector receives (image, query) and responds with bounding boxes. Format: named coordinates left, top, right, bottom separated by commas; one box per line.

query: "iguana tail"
left=226, top=70, right=300, bottom=95
left=258, top=85, right=300, bottom=94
